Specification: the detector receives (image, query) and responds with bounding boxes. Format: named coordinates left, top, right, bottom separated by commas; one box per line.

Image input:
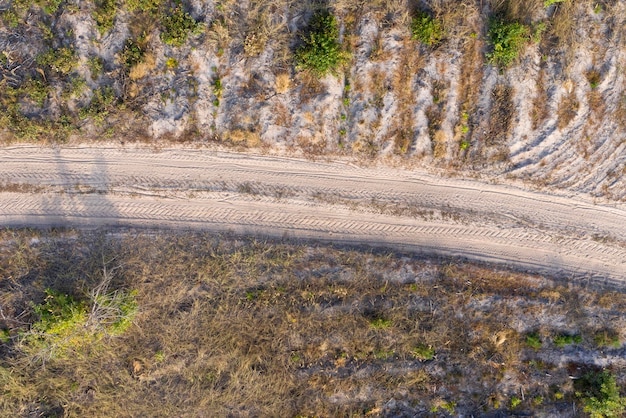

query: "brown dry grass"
left=531, top=68, right=550, bottom=130
left=485, top=84, right=513, bottom=147
left=557, top=90, right=579, bottom=130
left=0, top=229, right=624, bottom=416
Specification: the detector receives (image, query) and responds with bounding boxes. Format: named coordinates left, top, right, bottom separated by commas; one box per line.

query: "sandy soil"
left=0, top=145, right=625, bottom=285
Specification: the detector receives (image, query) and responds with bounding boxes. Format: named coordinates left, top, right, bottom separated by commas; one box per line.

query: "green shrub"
left=295, top=10, right=347, bottom=77
left=36, top=47, right=76, bottom=75
left=88, top=56, right=104, bottom=79
left=553, top=333, right=582, bottom=347
left=126, top=0, right=161, bottom=15
left=411, top=11, right=444, bottom=47
left=93, top=0, right=117, bottom=34
left=38, top=0, right=64, bottom=15
left=486, top=17, right=530, bottom=68
left=1, top=9, right=21, bottom=28
left=525, top=332, right=542, bottom=349
left=25, top=289, right=89, bottom=352
left=161, top=1, right=202, bottom=47
left=575, top=371, right=626, bottom=418
left=121, top=38, right=145, bottom=69
left=79, top=86, right=117, bottom=124
left=20, top=78, right=50, bottom=107
left=594, top=330, right=621, bottom=348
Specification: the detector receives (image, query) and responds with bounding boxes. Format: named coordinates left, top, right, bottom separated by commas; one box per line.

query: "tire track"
left=0, top=146, right=625, bottom=284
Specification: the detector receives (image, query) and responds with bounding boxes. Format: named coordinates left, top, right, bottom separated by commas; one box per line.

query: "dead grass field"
left=0, top=228, right=624, bottom=417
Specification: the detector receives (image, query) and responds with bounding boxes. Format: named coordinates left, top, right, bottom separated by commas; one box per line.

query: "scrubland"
left=0, top=229, right=624, bottom=416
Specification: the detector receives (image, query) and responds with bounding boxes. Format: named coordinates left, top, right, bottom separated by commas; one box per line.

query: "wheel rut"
left=0, top=145, right=625, bottom=285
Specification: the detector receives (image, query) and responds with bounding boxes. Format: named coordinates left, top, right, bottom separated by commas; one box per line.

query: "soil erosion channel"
left=1, top=146, right=625, bottom=285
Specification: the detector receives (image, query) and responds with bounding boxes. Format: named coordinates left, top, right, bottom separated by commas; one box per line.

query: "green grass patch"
left=411, top=344, right=435, bottom=361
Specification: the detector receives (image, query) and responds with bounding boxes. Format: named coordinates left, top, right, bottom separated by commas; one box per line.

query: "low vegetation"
left=486, top=16, right=530, bottom=68
left=411, top=10, right=444, bottom=47
left=295, top=10, right=347, bottom=76
left=0, top=229, right=623, bottom=416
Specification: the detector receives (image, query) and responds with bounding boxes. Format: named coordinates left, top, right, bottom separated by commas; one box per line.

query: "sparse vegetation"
left=295, top=10, right=347, bottom=76
left=0, top=229, right=623, bottom=416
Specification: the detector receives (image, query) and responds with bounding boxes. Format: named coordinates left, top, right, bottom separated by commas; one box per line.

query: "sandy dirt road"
left=1, top=145, right=625, bottom=285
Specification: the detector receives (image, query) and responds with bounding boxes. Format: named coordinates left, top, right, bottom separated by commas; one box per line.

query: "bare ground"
left=0, top=145, right=624, bottom=286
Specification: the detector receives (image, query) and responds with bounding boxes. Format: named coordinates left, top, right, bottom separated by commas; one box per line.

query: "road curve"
left=1, top=145, right=625, bottom=285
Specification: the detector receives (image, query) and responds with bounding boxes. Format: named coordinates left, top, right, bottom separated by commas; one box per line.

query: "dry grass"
left=274, top=72, right=292, bottom=94
left=531, top=68, right=550, bottom=130
left=0, top=229, right=624, bottom=416
left=485, top=84, right=514, bottom=147
left=557, top=90, right=579, bottom=130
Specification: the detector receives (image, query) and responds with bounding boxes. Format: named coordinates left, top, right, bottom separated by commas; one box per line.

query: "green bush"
left=553, top=333, right=582, bottom=347
left=36, top=47, right=77, bottom=75
left=525, top=332, right=542, bottom=349
left=93, top=0, right=117, bottom=34
left=411, top=11, right=444, bottom=47
left=160, top=1, right=202, bottom=47
left=486, top=17, right=530, bottom=68
left=295, top=10, right=347, bottom=77
left=575, top=371, right=626, bottom=418
left=121, top=38, right=145, bottom=69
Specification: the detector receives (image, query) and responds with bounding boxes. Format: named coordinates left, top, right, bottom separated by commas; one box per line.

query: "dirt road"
left=1, top=145, right=625, bottom=285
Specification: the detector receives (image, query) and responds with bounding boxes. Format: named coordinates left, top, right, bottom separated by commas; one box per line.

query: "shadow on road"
left=40, top=147, right=119, bottom=228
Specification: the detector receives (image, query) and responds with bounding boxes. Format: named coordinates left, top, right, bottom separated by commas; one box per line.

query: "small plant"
left=295, top=10, right=347, bottom=77
left=411, top=11, right=444, bottom=47
left=431, top=400, right=456, bottom=414
left=160, top=1, right=202, bottom=47
left=586, top=69, right=601, bottom=89
left=553, top=333, right=582, bottom=347
left=525, top=332, right=542, bottom=349
left=165, top=57, right=179, bottom=69
left=369, top=317, right=392, bottom=329
left=20, top=78, right=50, bottom=107
left=510, top=396, right=522, bottom=408
left=79, top=86, right=117, bottom=125
left=212, top=75, right=222, bottom=106
left=575, top=370, right=626, bottom=418
left=411, top=344, right=435, bottom=361
left=544, top=0, right=567, bottom=7
left=486, top=17, right=530, bottom=68
left=459, top=140, right=470, bottom=150
left=25, top=289, right=89, bottom=353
